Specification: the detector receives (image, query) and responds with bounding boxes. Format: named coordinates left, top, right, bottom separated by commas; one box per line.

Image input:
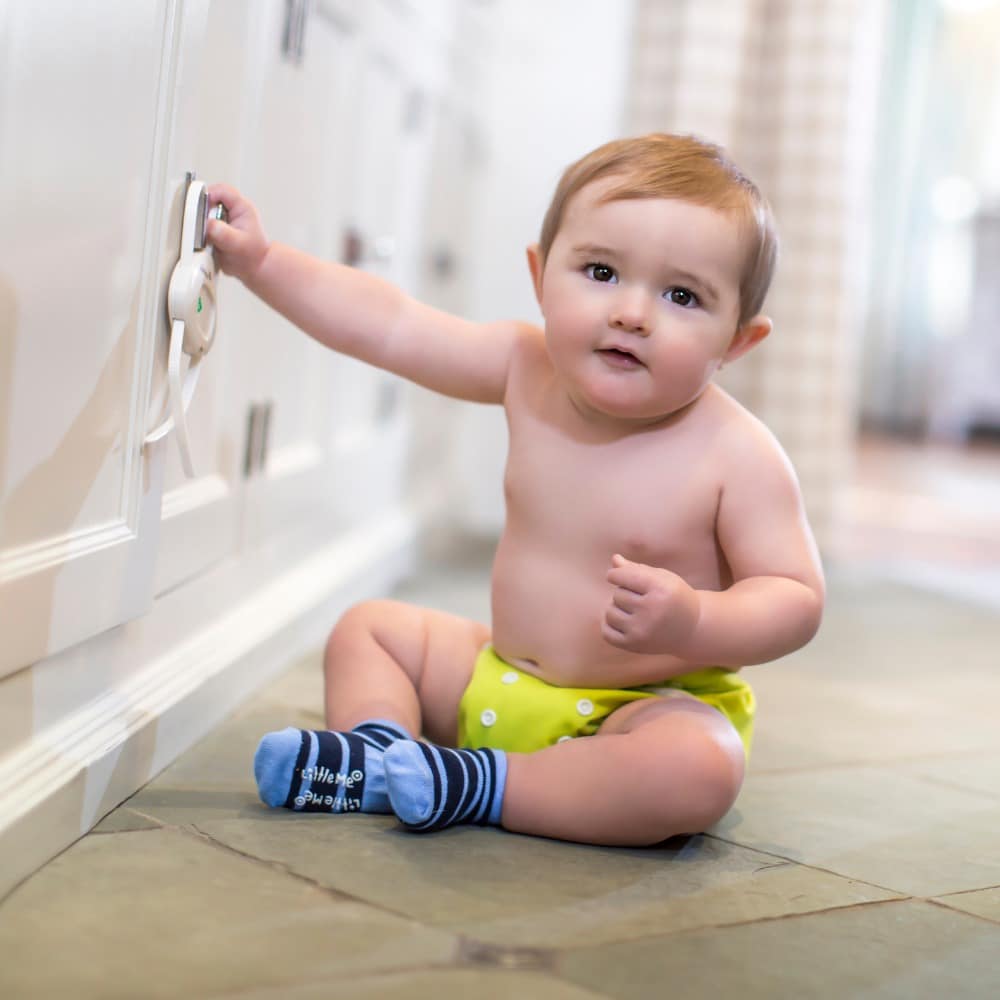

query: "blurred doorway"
left=845, top=0, right=1000, bottom=598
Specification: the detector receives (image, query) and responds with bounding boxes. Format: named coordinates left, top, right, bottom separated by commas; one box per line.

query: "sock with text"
left=253, top=719, right=411, bottom=813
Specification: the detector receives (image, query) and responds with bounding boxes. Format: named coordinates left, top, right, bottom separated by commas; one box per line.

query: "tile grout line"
left=893, top=772, right=1000, bottom=803
left=704, top=833, right=908, bottom=897
left=95, top=805, right=168, bottom=832
left=925, top=897, right=1000, bottom=928
left=173, top=824, right=913, bottom=959
left=933, top=882, right=1000, bottom=899
left=180, top=819, right=473, bottom=962
left=549, top=897, right=922, bottom=955
left=197, top=962, right=603, bottom=1000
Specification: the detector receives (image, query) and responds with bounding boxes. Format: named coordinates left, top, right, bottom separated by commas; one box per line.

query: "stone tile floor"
left=2, top=544, right=1000, bottom=998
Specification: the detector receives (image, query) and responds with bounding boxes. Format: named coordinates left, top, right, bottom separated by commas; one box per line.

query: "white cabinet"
left=0, top=1, right=451, bottom=674
left=0, top=2, right=174, bottom=677
left=0, top=0, right=495, bottom=896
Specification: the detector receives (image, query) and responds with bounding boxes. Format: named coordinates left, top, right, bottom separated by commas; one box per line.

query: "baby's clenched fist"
left=602, top=554, right=700, bottom=655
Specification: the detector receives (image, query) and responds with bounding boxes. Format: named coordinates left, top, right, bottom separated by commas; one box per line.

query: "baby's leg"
left=255, top=600, right=486, bottom=813
left=502, top=695, right=746, bottom=845
left=321, top=599, right=487, bottom=743
left=384, top=692, right=745, bottom=843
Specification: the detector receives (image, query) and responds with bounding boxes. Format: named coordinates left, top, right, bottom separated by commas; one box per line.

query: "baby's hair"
left=539, top=133, right=778, bottom=324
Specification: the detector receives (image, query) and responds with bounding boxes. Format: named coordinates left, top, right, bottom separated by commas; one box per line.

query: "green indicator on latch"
left=197, top=296, right=203, bottom=313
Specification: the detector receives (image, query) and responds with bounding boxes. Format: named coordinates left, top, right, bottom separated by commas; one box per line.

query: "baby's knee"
left=650, top=723, right=745, bottom=836
left=326, top=599, right=408, bottom=652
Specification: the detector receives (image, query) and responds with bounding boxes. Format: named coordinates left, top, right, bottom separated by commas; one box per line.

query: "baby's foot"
left=383, top=740, right=507, bottom=831
left=253, top=719, right=410, bottom=813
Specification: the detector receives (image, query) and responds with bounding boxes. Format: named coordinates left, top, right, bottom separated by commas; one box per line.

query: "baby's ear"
left=724, top=314, right=772, bottom=364
left=526, top=244, right=544, bottom=306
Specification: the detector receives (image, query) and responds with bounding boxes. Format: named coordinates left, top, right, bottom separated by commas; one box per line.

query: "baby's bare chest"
left=503, top=414, right=723, bottom=569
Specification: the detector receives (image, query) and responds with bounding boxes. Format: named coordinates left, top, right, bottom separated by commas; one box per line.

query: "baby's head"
left=538, top=134, right=777, bottom=325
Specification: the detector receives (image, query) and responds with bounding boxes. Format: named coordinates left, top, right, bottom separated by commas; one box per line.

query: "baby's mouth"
left=597, top=347, right=645, bottom=369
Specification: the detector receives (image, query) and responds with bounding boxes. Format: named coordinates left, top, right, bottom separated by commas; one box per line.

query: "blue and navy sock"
left=253, top=719, right=410, bottom=813
left=382, top=740, right=507, bottom=832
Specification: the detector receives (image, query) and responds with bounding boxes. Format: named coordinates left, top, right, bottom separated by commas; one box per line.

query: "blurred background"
left=441, top=0, right=1000, bottom=610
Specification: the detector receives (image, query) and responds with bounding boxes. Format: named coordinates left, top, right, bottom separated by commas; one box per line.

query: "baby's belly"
left=489, top=543, right=692, bottom=688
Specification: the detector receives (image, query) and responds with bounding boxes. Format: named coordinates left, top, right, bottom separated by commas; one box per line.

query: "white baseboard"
left=0, top=508, right=418, bottom=900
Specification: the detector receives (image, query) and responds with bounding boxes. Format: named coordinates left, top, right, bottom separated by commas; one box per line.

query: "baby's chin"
left=570, top=378, right=708, bottom=425
left=570, top=392, right=692, bottom=428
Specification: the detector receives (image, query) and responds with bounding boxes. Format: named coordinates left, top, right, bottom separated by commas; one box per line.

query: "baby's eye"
left=585, top=263, right=617, bottom=283
left=665, top=286, right=698, bottom=308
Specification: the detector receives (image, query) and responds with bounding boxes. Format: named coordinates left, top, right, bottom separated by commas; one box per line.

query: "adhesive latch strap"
left=143, top=317, right=202, bottom=477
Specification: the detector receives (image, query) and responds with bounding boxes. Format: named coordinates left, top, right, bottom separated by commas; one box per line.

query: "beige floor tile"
left=748, top=669, right=1000, bottom=773
left=123, top=703, right=322, bottom=826
left=206, top=968, right=608, bottom=1000
left=771, top=574, right=1000, bottom=691
left=933, top=887, right=1000, bottom=924
left=0, top=827, right=456, bottom=1000
left=715, top=765, right=1000, bottom=896
left=152, top=703, right=324, bottom=791
left=744, top=574, right=1000, bottom=772
left=195, top=814, right=898, bottom=949
left=554, top=899, right=1000, bottom=1000
left=889, top=751, right=1000, bottom=802
left=392, top=536, right=495, bottom=624
left=256, top=651, right=326, bottom=717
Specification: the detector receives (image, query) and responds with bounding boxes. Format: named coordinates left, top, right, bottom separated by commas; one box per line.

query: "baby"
left=207, top=133, right=825, bottom=846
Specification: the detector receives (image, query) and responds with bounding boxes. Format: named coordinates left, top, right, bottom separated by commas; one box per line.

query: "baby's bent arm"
left=680, top=424, right=825, bottom=667
left=682, top=574, right=823, bottom=667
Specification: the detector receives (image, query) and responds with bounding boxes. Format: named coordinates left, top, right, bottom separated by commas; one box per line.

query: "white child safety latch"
left=144, top=172, right=225, bottom=477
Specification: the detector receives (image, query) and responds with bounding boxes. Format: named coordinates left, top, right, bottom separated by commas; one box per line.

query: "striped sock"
left=382, top=740, right=507, bottom=832
left=253, top=719, right=410, bottom=814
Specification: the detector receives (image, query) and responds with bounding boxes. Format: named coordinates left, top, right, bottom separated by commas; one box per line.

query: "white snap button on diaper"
left=481, top=709, right=497, bottom=727
left=501, top=671, right=519, bottom=684
left=576, top=698, right=594, bottom=717
left=557, top=735, right=573, bottom=743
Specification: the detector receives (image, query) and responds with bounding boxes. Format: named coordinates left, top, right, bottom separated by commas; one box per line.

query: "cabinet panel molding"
left=0, top=507, right=418, bottom=900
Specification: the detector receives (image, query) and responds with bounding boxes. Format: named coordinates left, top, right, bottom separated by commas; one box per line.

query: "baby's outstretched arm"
left=205, top=183, right=528, bottom=403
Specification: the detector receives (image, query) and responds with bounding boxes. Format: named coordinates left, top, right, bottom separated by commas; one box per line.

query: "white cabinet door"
left=148, top=0, right=258, bottom=596
left=0, top=2, right=174, bottom=678
left=326, top=5, right=439, bottom=526
left=230, top=1, right=365, bottom=547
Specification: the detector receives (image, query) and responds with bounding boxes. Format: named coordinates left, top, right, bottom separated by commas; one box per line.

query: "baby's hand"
left=205, top=183, right=270, bottom=284
left=603, top=554, right=700, bottom=654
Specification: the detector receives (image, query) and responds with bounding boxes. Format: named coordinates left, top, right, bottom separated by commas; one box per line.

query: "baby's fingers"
left=607, top=555, right=650, bottom=595
left=611, top=587, right=639, bottom=612
left=205, top=182, right=243, bottom=215
left=604, top=605, right=632, bottom=634
left=205, top=216, right=248, bottom=254
left=601, top=616, right=629, bottom=646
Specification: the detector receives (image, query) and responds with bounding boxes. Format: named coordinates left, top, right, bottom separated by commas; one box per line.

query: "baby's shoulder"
left=704, top=386, right=795, bottom=477
left=503, top=323, right=551, bottom=398
left=508, top=322, right=547, bottom=365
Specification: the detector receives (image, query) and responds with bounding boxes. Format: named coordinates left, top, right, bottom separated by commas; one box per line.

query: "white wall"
left=450, top=0, right=637, bottom=532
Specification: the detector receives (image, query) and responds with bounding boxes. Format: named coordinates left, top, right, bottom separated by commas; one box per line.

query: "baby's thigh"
left=599, top=693, right=746, bottom=779
left=410, top=606, right=489, bottom=746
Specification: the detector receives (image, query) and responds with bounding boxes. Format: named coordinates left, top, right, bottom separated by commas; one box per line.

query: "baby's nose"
left=609, top=292, right=652, bottom=335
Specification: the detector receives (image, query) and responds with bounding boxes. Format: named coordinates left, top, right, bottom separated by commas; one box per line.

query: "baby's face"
left=534, top=178, right=749, bottom=425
